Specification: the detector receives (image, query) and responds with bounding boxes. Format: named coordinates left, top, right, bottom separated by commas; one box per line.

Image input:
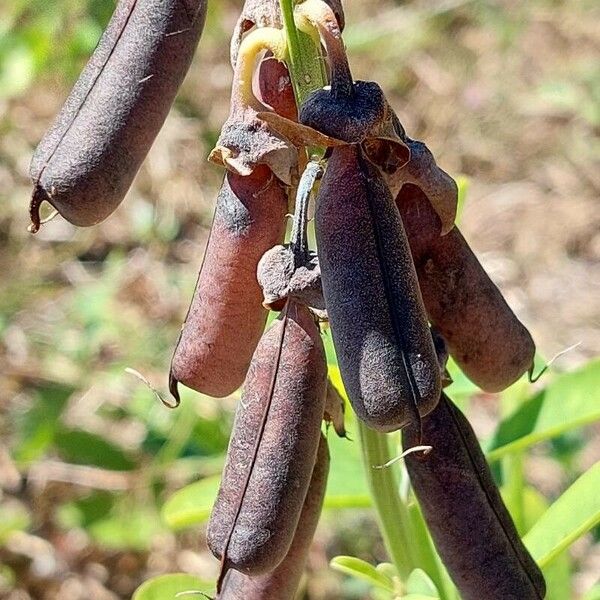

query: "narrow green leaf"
left=330, top=556, right=395, bottom=593
left=161, top=476, right=221, bottom=530
left=520, top=486, right=572, bottom=600
left=132, top=573, right=213, bottom=600
left=406, top=569, right=439, bottom=597
left=324, top=366, right=372, bottom=508
left=524, top=461, right=600, bottom=568
left=487, top=360, right=600, bottom=461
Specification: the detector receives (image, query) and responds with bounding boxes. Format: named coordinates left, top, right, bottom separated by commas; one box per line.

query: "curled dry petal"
left=211, top=27, right=297, bottom=185
left=386, top=138, right=458, bottom=235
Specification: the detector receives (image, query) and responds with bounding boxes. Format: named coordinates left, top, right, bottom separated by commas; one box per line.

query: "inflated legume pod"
left=169, top=54, right=295, bottom=399
left=397, top=184, right=535, bottom=392
left=218, top=434, right=329, bottom=600
left=207, top=300, right=327, bottom=579
left=316, top=145, right=441, bottom=432
left=29, top=0, right=207, bottom=231
left=403, top=393, right=546, bottom=600
left=170, top=166, right=287, bottom=399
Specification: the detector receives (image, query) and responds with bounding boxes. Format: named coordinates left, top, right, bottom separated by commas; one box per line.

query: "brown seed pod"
left=207, top=300, right=327, bottom=580
left=218, top=434, right=329, bottom=600
left=29, top=0, right=207, bottom=232
left=169, top=166, right=287, bottom=399
left=315, top=144, right=441, bottom=432
left=397, top=184, right=535, bottom=392
left=403, top=393, right=546, bottom=600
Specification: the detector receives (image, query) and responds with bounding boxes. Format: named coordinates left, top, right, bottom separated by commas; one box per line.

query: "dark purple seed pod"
left=315, top=144, right=441, bottom=432
left=170, top=166, right=287, bottom=399
left=403, top=393, right=546, bottom=600
left=397, top=184, right=535, bottom=392
left=29, top=0, right=207, bottom=231
left=218, top=434, right=329, bottom=600
left=207, top=300, right=327, bottom=579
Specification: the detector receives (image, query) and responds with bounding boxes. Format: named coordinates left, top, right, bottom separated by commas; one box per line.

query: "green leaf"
left=524, top=461, right=600, bottom=568
left=162, top=476, right=221, bottom=530
left=54, top=429, right=135, bottom=471
left=520, top=486, right=572, bottom=600
left=132, top=573, right=213, bottom=600
left=330, top=556, right=395, bottom=593
left=487, top=360, right=600, bottom=460
left=406, top=569, right=439, bottom=597
left=324, top=366, right=372, bottom=509
left=88, top=506, right=164, bottom=551
left=13, top=383, right=73, bottom=465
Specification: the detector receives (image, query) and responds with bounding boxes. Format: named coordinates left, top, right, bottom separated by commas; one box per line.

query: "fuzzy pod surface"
left=29, top=0, right=207, bottom=231
left=207, top=301, right=328, bottom=575
left=170, top=165, right=287, bottom=398
left=316, top=145, right=441, bottom=432
left=403, top=393, right=546, bottom=600
left=397, top=184, right=535, bottom=392
left=218, top=434, right=329, bottom=600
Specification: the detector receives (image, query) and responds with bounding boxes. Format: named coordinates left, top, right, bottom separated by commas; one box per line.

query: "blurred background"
left=0, top=0, right=599, bottom=598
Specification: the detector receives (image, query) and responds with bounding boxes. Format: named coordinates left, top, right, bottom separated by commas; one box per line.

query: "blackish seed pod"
left=170, top=166, right=287, bottom=398
left=207, top=301, right=327, bottom=576
left=218, top=435, right=329, bottom=600
left=403, top=394, right=546, bottom=600
left=397, top=184, right=536, bottom=392
left=316, top=145, right=441, bottom=432
left=29, top=0, right=207, bottom=231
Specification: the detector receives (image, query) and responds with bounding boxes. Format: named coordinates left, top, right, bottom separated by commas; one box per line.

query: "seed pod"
left=218, top=434, right=329, bottom=600
left=170, top=166, right=287, bottom=399
left=29, top=0, right=207, bottom=232
left=397, top=184, right=535, bottom=392
left=207, top=300, right=327, bottom=578
left=316, top=144, right=441, bottom=432
left=403, top=394, right=546, bottom=600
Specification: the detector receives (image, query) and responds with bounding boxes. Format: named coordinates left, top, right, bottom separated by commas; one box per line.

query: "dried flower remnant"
left=209, top=27, right=297, bottom=185
left=257, top=161, right=325, bottom=312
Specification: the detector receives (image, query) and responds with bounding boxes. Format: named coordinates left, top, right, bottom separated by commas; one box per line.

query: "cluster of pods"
left=29, top=0, right=546, bottom=599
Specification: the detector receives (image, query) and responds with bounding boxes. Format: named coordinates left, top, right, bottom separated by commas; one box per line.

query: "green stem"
left=279, top=0, right=326, bottom=106
left=358, top=422, right=415, bottom=581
